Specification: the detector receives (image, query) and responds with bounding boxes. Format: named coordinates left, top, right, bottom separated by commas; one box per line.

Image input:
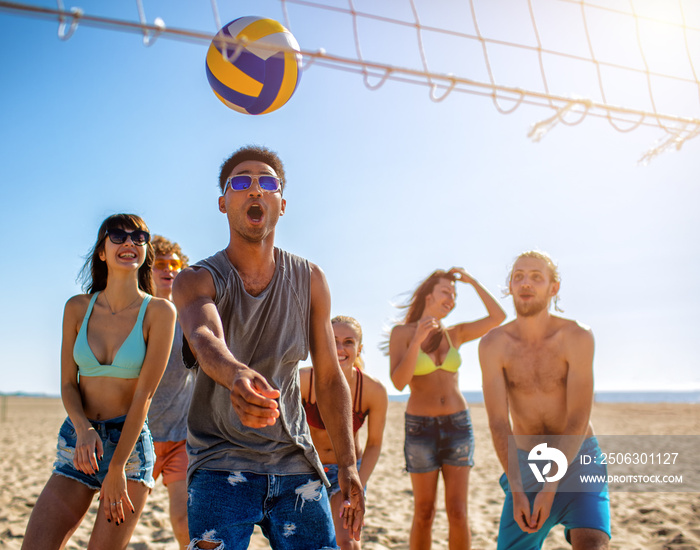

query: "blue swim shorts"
left=404, top=409, right=475, bottom=473
left=497, top=437, right=611, bottom=550
left=323, top=459, right=363, bottom=497
left=53, top=415, right=155, bottom=490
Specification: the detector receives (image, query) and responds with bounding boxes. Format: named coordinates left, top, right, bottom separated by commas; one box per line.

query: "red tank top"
left=303, top=366, right=367, bottom=432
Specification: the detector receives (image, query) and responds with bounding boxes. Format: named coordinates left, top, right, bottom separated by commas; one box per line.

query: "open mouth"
left=247, top=204, right=263, bottom=223
left=118, top=251, right=137, bottom=259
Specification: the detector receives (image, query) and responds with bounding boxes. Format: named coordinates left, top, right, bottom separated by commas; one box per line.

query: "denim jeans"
left=188, top=468, right=337, bottom=550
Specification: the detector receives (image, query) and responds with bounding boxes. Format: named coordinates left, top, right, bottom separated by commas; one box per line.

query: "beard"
left=231, top=216, right=275, bottom=243
left=514, top=295, right=549, bottom=317
left=236, top=226, right=268, bottom=242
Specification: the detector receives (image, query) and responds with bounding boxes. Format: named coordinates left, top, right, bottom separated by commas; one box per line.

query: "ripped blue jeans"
left=188, top=469, right=337, bottom=550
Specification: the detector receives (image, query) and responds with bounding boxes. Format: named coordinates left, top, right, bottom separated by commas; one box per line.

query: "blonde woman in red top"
left=301, top=316, right=388, bottom=550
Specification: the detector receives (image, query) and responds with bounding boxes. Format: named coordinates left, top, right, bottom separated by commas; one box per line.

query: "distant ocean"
left=388, top=391, right=700, bottom=404
left=4, top=390, right=699, bottom=404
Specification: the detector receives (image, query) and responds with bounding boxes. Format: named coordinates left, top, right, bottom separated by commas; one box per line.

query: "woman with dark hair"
left=300, top=316, right=388, bottom=550
left=22, top=214, right=176, bottom=550
left=389, top=268, right=506, bottom=550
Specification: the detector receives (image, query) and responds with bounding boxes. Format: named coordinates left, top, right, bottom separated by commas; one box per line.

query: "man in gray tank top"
left=173, top=145, right=364, bottom=550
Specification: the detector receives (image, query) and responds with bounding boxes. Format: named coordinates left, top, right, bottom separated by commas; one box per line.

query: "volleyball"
left=205, top=16, right=302, bottom=115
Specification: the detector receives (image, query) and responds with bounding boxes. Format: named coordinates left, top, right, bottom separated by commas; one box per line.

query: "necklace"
left=103, top=292, right=142, bottom=315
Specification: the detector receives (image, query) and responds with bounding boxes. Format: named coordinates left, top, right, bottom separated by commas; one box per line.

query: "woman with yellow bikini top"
left=389, top=267, right=506, bottom=550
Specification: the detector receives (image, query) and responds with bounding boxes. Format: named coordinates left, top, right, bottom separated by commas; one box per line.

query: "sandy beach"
left=1, top=396, right=698, bottom=550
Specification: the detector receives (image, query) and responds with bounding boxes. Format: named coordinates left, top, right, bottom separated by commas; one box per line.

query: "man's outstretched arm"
left=308, top=263, right=365, bottom=540
left=173, top=267, right=280, bottom=428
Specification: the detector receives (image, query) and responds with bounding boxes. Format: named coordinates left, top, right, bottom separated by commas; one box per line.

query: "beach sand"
left=1, top=396, right=698, bottom=549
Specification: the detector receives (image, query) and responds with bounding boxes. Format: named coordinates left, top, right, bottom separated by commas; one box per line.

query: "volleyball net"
left=1, top=0, right=698, bottom=163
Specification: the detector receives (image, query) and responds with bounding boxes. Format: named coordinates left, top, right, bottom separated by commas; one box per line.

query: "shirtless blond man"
left=479, top=251, right=610, bottom=550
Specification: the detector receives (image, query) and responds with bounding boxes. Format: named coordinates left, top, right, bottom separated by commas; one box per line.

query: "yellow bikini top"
left=414, top=330, right=462, bottom=376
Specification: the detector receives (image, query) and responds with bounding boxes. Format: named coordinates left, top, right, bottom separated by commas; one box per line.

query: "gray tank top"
left=185, top=248, right=326, bottom=484
left=148, top=322, right=194, bottom=442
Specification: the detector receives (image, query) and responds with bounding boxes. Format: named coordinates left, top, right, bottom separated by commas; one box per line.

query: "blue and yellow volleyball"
left=205, top=16, right=302, bottom=115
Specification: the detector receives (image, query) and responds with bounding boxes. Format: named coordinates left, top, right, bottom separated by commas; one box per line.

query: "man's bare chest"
left=503, top=343, right=569, bottom=394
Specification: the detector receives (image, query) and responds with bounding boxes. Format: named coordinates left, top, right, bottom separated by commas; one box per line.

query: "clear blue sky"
left=1, top=0, right=699, bottom=396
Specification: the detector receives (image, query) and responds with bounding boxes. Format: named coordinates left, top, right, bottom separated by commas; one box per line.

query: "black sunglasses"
left=105, top=228, right=150, bottom=246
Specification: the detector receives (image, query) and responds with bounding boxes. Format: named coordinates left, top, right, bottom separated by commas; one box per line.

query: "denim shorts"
left=404, top=409, right=475, bottom=473
left=52, top=416, right=155, bottom=490
left=188, top=469, right=336, bottom=550
left=323, top=460, right=362, bottom=498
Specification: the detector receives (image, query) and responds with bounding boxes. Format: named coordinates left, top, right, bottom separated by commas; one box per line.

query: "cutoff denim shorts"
left=52, top=415, right=155, bottom=490
left=323, top=459, right=362, bottom=498
left=404, top=409, right=475, bottom=473
left=188, top=468, right=337, bottom=550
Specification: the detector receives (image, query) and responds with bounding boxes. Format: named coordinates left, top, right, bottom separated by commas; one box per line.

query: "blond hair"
left=332, top=315, right=364, bottom=370
left=504, top=250, right=563, bottom=312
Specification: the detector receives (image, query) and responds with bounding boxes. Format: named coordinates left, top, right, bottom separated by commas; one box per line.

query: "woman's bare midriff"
left=406, top=370, right=467, bottom=417
left=79, top=377, right=138, bottom=420
left=310, top=425, right=363, bottom=465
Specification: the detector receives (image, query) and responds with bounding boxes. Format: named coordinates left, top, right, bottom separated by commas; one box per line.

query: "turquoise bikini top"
left=414, top=330, right=462, bottom=376
left=73, top=292, right=151, bottom=379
